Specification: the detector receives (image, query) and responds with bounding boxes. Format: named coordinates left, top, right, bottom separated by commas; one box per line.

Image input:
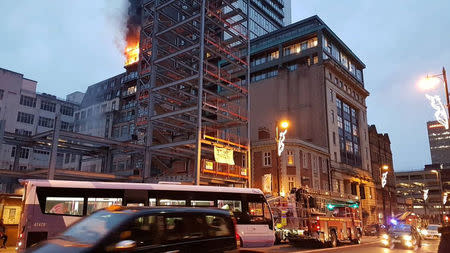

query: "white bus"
left=16, top=179, right=275, bottom=251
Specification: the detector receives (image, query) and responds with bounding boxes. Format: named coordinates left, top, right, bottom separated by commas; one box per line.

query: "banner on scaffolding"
left=214, top=146, right=235, bottom=165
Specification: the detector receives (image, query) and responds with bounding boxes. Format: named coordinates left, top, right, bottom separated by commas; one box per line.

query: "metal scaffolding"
left=137, top=0, right=250, bottom=185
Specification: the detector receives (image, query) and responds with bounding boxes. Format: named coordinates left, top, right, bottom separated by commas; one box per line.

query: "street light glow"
left=418, top=76, right=441, bottom=91
left=382, top=165, right=389, bottom=171
left=280, top=121, right=289, bottom=129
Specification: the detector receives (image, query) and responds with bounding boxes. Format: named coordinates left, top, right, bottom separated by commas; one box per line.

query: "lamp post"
left=420, top=67, right=449, bottom=129
left=381, top=165, right=389, bottom=225
left=275, top=120, right=289, bottom=196
left=431, top=168, right=445, bottom=224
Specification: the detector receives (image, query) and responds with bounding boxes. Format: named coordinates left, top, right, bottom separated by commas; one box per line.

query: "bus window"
left=158, top=199, right=186, bottom=206
left=44, top=197, right=84, bottom=216
left=218, top=200, right=242, bottom=212
left=249, top=202, right=271, bottom=224
left=149, top=198, right=156, bottom=206
left=87, top=198, right=122, bottom=215
left=191, top=200, right=214, bottom=207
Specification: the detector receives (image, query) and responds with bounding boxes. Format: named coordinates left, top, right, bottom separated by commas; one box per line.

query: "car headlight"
left=403, top=235, right=412, bottom=241
left=382, top=234, right=389, bottom=240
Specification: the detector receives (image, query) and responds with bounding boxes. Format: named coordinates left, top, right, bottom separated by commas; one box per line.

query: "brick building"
left=368, top=125, right=397, bottom=224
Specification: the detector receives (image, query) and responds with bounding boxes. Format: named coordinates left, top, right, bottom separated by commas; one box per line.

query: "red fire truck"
left=269, top=187, right=363, bottom=247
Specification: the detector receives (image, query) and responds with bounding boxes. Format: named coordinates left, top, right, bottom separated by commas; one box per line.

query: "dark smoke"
left=125, top=0, right=142, bottom=45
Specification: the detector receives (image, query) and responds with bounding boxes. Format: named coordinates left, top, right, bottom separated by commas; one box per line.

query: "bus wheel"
left=330, top=231, right=338, bottom=248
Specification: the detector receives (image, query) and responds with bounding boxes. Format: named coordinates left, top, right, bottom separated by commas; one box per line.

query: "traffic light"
left=327, top=204, right=335, bottom=210
left=350, top=203, right=359, bottom=209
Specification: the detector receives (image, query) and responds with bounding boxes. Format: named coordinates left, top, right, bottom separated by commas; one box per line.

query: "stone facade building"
left=249, top=16, right=375, bottom=223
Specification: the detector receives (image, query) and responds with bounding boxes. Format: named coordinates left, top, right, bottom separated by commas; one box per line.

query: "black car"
left=26, top=206, right=238, bottom=253
left=381, top=223, right=421, bottom=250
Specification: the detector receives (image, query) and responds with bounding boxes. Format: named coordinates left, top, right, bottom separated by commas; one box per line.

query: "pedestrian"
left=0, top=218, right=7, bottom=248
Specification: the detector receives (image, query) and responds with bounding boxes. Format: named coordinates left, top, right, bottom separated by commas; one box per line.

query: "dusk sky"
left=1, top=0, right=449, bottom=172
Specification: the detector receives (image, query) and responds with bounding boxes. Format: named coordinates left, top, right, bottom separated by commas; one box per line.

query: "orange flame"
left=125, top=42, right=139, bottom=66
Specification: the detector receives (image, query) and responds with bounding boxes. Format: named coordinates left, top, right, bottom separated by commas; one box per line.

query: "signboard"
left=205, top=161, right=214, bottom=170
left=214, top=146, right=235, bottom=165
left=263, top=174, right=272, bottom=193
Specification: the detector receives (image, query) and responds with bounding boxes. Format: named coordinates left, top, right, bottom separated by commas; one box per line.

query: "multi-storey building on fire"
left=249, top=15, right=375, bottom=222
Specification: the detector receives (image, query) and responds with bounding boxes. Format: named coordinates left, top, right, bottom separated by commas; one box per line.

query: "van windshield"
left=60, top=210, right=131, bottom=244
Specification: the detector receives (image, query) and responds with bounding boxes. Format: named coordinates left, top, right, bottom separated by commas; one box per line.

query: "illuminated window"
left=303, top=153, right=308, bottom=168
left=287, top=150, right=294, bottom=165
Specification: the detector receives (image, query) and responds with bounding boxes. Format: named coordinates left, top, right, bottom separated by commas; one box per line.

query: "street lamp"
left=431, top=168, right=445, bottom=224
left=275, top=120, right=289, bottom=196
left=419, top=67, right=449, bottom=129
left=381, top=165, right=389, bottom=225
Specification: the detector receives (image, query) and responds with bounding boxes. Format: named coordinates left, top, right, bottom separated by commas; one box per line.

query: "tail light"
left=316, top=225, right=320, bottom=230
left=232, top=217, right=240, bottom=248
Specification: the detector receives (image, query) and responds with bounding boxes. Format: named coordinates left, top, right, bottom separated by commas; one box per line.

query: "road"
left=0, top=238, right=439, bottom=253
left=241, top=237, right=439, bottom=253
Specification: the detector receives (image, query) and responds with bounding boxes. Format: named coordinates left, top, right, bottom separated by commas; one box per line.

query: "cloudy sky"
left=1, top=1, right=449, bottom=171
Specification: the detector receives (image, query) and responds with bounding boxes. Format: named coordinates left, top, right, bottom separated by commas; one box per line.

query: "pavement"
left=239, top=236, right=440, bottom=253
left=0, top=247, right=16, bottom=253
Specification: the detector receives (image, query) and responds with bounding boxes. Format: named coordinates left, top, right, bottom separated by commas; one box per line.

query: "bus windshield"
left=60, top=210, right=131, bottom=244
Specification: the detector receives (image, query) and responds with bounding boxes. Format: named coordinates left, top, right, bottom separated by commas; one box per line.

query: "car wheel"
left=352, top=230, right=361, bottom=244
left=389, top=242, right=395, bottom=249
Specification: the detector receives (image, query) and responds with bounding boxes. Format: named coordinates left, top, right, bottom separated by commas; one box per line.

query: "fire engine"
left=268, top=187, right=363, bottom=247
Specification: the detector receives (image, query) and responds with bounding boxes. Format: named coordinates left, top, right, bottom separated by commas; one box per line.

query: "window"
left=40, top=100, right=56, bottom=112
left=206, top=215, right=232, bottom=237
left=122, top=215, right=164, bottom=247
left=44, top=197, right=84, bottom=216
left=303, top=152, right=308, bottom=168
left=17, top=112, right=34, bottom=124
left=217, top=200, right=242, bottom=212
left=38, top=116, right=54, bottom=128
left=263, top=152, right=271, bottom=166
left=64, top=154, right=70, bottom=164
left=191, top=200, right=214, bottom=207
left=81, top=111, right=86, bottom=119
left=331, top=110, right=335, bottom=123
left=333, top=132, right=336, bottom=145
left=15, top=129, right=32, bottom=136
left=158, top=199, right=186, bottom=206
left=60, top=121, right=70, bottom=130
left=287, top=150, right=294, bottom=165
left=313, top=56, right=318, bottom=64
left=71, top=154, right=76, bottom=163
left=60, top=105, right=74, bottom=116
left=287, top=64, right=298, bottom=71
left=165, top=215, right=205, bottom=242
left=329, top=89, right=333, bottom=102
left=268, top=50, right=279, bottom=61
left=11, top=147, right=29, bottom=159
left=360, top=185, right=366, bottom=199
left=87, top=108, right=93, bottom=117
left=87, top=198, right=122, bottom=215
left=248, top=202, right=271, bottom=224
left=20, top=95, right=36, bottom=107
left=0, top=89, right=3, bottom=99
left=74, top=112, right=80, bottom=120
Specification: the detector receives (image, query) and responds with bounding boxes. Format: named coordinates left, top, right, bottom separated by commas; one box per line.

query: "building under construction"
left=132, top=0, right=251, bottom=187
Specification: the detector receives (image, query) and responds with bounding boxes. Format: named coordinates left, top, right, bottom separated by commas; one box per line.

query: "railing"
left=201, top=159, right=248, bottom=180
